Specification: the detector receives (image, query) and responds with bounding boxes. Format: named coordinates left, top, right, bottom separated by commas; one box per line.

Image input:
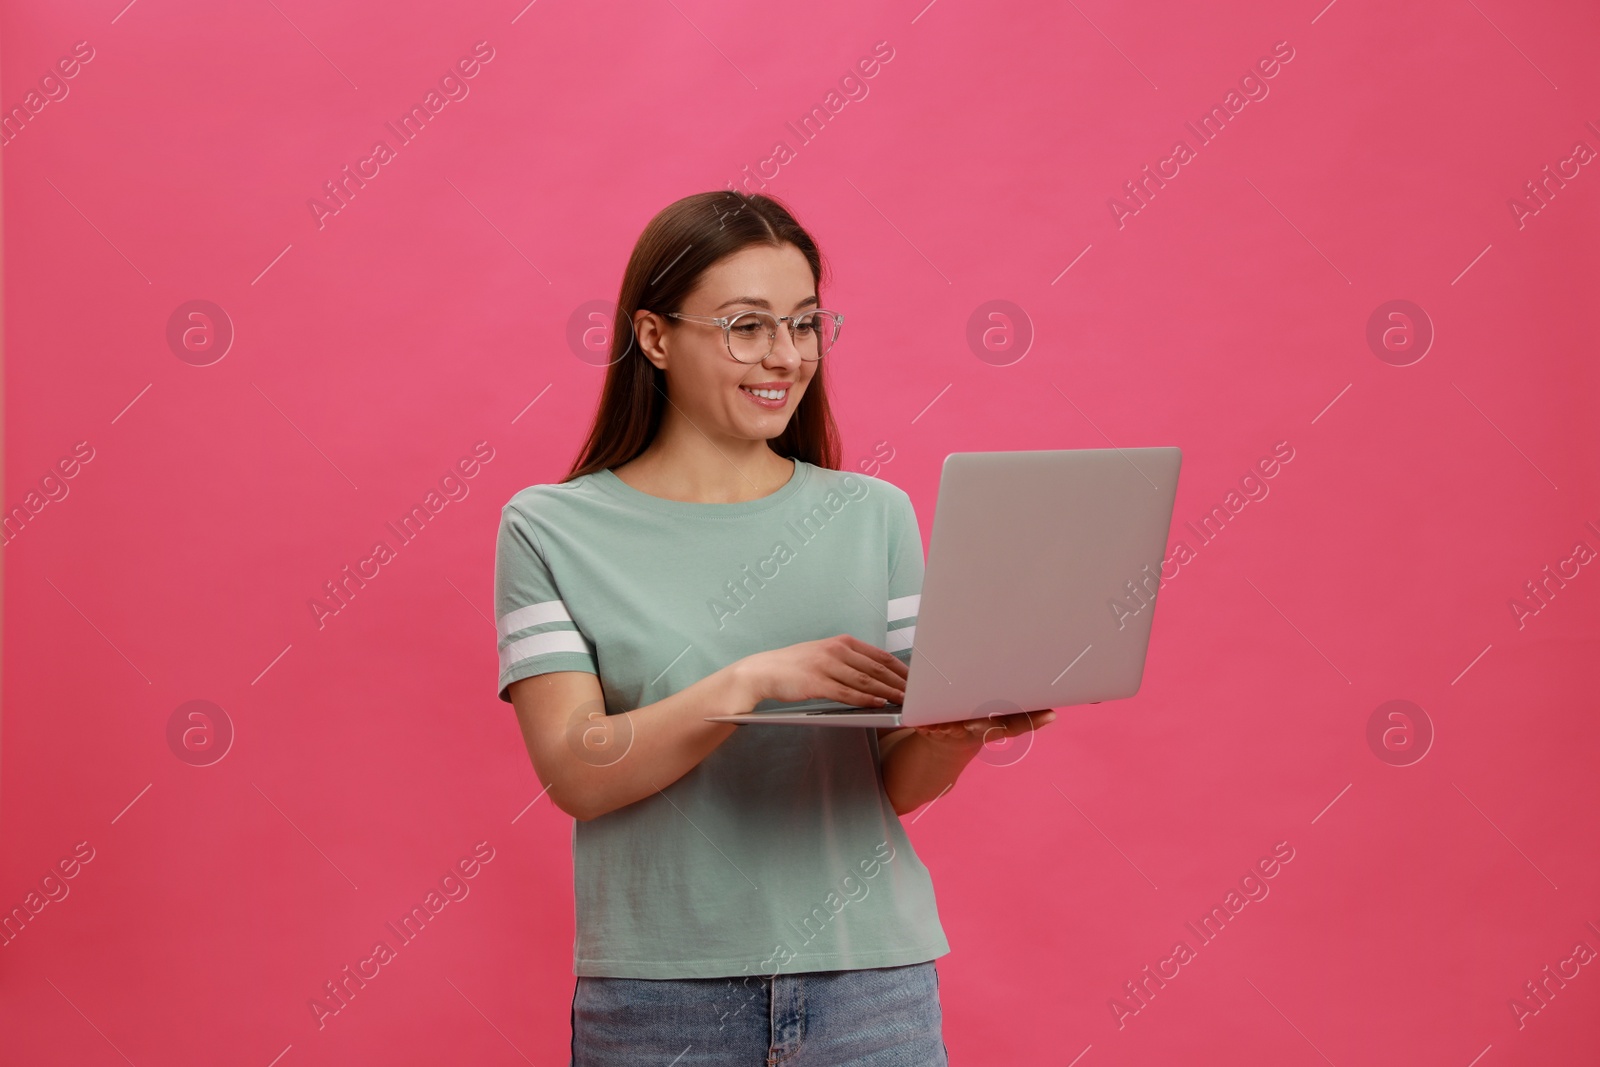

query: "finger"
left=825, top=662, right=902, bottom=703
left=968, top=718, right=1012, bottom=742
left=1004, top=709, right=1057, bottom=733
left=970, top=710, right=1050, bottom=738
left=960, top=714, right=1011, bottom=734
left=840, top=635, right=910, bottom=681
left=832, top=643, right=908, bottom=694
left=821, top=667, right=892, bottom=705
left=837, top=647, right=908, bottom=695
left=832, top=684, right=888, bottom=706
left=827, top=662, right=903, bottom=704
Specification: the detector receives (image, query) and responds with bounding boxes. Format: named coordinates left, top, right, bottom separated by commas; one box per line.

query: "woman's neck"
left=610, top=436, right=795, bottom=505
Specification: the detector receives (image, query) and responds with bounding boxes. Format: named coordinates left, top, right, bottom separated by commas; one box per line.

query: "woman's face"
left=639, top=242, right=821, bottom=444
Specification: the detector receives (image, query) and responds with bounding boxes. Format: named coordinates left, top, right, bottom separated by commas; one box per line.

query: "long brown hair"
left=562, top=190, right=843, bottom=482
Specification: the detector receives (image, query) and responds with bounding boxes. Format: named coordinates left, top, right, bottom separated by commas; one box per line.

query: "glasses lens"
left=727, top=311, right=776, bottom=363
left=794, top=311, right=839, bottom=359
left=725, top=310, right=841, bottom=362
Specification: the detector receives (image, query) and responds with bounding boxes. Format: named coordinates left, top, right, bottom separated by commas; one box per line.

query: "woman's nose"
left=764, top=326, right=804, bottom=366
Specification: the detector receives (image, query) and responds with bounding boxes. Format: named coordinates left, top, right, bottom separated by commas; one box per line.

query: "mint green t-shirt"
left=493, top=458, right=951, bottom=979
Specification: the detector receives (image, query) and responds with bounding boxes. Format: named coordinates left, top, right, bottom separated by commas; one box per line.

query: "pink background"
left=4, top=1, right=1598, bottom=1064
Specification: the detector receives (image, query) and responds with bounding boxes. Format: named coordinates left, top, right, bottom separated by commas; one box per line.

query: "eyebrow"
left=712, top=294, right=819, bottom=312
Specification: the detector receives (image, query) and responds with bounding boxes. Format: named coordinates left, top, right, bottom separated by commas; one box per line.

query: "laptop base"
left=704, top=706, right=905, bottom=728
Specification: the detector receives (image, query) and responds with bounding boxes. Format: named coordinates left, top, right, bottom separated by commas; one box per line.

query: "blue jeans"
left=571, top=960, right=950, bottom=1066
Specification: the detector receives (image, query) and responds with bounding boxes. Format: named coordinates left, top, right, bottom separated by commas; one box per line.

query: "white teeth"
left=741, top=386, right=787, bottom=400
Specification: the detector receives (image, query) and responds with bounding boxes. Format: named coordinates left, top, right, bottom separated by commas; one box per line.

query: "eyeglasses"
left=664, top=308, right=844, bottom=364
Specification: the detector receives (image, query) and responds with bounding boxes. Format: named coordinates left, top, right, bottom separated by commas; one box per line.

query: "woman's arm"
left=876, top=726, right=916, bottom=760
left=879, top=711, right=1057, bottom=816
left=509, top=667, right=750, bottom=822
left=879, top=730, right=982, bottom=816
left=511, top=635, right=908, bottom=822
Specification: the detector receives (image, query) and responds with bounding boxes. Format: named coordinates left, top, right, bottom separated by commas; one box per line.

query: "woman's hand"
left=735, top=634, right=909, bottom=707
left=879, top=708, right=1059, bottom=815
left=913, top=708, right=1058, bottom=752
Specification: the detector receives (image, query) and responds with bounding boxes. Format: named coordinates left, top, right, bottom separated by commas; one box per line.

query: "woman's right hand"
left=735, top=634, right=909, bottom=708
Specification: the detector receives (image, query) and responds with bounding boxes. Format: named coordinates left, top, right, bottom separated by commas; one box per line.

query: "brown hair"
left=562, top=190, right=843, bottom=482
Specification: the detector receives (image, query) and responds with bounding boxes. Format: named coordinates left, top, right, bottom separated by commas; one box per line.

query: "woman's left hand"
left=913, top=708, right=1058, bottom=751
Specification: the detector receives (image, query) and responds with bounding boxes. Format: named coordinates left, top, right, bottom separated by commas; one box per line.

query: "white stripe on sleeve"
left=885, top=625, right=915, bottom=653
left=499, top=629, right=592, bottom=673
left=887, top=594, right=920, bottom=623
left=496, top=599, right=573, bottom=638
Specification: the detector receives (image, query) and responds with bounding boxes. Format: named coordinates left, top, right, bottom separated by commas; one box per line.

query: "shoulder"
left=804, top=463, right=911, bottom=513
left=501, top=473, right=605, bottom=523
left=801, top=465, right=917, bottom=548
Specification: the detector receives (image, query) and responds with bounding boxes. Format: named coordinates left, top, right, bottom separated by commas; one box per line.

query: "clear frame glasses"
left=664, top=308, right=844, bottom=364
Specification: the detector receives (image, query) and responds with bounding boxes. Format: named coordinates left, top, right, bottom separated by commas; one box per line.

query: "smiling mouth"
left=739, top=384, right=792, bottom=408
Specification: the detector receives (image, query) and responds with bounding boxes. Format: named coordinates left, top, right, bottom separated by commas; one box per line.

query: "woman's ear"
left=631, top=310, right=670, bottom=372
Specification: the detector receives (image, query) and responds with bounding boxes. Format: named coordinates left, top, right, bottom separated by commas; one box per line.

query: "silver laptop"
left=703, top=446, right=1183, bottom=728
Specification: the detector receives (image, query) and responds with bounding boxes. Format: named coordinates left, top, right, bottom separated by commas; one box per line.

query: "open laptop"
left=703, top=446, right=1183, bottom=728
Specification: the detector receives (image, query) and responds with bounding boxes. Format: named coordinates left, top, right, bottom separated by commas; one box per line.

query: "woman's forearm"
left=562, top=664, right=756, bottom=821
left=880, top=732, right=982, bottom=816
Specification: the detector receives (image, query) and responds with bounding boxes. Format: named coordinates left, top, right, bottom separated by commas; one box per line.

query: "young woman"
left=493, top=190, right=1055, bottom=1065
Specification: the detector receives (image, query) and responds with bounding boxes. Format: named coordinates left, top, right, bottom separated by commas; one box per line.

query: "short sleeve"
left=494, top=501, right=598, bottom=702
left=884, top=489, right=923, bottom=667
